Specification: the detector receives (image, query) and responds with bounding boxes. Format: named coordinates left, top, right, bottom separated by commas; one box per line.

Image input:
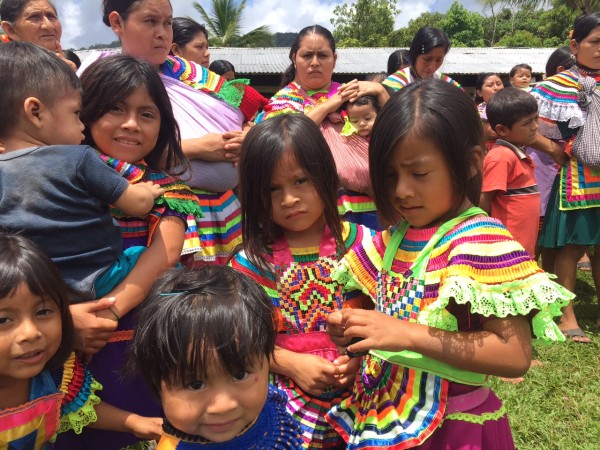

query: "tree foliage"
left=388, top=12, right=444, bottom=47
left=440, top=1, right=484, bottom=47
left=193, top=0, right=273, bottom=47
left=331, top=0, right=400, bottom=47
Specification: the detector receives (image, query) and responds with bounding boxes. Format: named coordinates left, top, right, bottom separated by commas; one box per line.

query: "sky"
left=54, top=0, right=484, bottom=50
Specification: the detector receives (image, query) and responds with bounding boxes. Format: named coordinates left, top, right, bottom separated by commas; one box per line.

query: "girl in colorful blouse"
left=230, top=114, right=374, bottom=448
left=325, top=79, right=572, bottom=449
left=129, top=266, right=304, bottom=449
left=56, top=55, right=203, bottom=450
left=0, top=233, right=162, bottom=449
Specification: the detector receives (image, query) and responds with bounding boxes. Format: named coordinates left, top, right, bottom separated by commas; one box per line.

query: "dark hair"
left=387, top=49, right=410, bottom=75
left=545, top=46, right=574, bottom=77
left=509, top=63, right=532, bottom=78
left=129, top=266, right=275, bottom=395
left=0, top=232, right=75, bottom=371
left=370, top=79, right=483, bottom=225
left=0, top=41, right=80, bottom=138
left=408, top=27, right=450, bottom=73
left=209, top=59, right=235, bottom=77
left=572, top=12, right=600, bottom=42
left=238, top=114, right=343, bottom=270
left=474, top=72, right=503, bottom=104
left=63, top=49, right=81, bottom=69
left=102, top=0, right=143, bottom=26
left=346, top=95, right=381, bottom=114
left=79, top=55, right=186, bottom=174
left=364, top=72, right=386, bottom=83
left=281, top=25, right=336, bottom=87
left=486, top=87, right=538, bottom=131
left=0, top=0, right=57, bottom=23
left=172, top=16, right=207, bottom=47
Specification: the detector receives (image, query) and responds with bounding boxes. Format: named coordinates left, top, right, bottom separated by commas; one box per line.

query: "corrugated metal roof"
left=76, top=47, right=557, bottom=75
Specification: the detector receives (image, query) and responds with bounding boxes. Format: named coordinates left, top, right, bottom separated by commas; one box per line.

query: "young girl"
left=325, top=79, right=572, bottom=449
left=341, top=95, right=380, bottom=139
left=474, top=72, right=504, bottom=152
left=0, top=233, right=162, bottom=447
left=509, top=63, right=533, bottom=90
left=129, top=266, right=304, bottom=448
left=56, top=55, right=203, bottom=450
left=230, top=114, right=375, bottom=448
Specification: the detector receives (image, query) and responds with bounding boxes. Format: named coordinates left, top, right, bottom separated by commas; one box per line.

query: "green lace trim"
left=57, top=378, right=102, bottom=435
left=218, top=78, right=250, bottom=108
left=155, top=196, right=203, bottom=217
left=425, top=274, right=573, bottom=342
left=332, top=259, right=374, bottom=299
left=443, top=404, right=507, bottom=424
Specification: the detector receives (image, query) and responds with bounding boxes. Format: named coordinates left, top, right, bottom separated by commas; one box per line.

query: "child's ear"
left=470, top=145, right=484, bottom=177
left=23, top=97, right=44, bottom=129
left=494, top=124, right=509, bottom=138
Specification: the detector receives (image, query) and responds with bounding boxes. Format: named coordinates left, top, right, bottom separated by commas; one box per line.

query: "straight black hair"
left=370, top=79, right=483, bottom=225
left=209, top=59, right=235, bottom=77
left=387, top=49, right=410, bottom=75
left=0, top=41, right=80, bottom=139
left=281, top=25, right=336, bottom=88
left=346, top=95, right=381, bottom=114
left=0, top=0, right=57, bottom=22
left=129, top=266, right=275, bottom=396
left=474, top=72, right=503, bottom=104
left=238, top=114, right=343, bottom=271
left=408, top=27, right=450, bottom=74
left=172, top=16, right=207, bottom=47
left=572, top=12, right=600, bottom=43
left=79, top=55, right=186, bottom=175
left=486, top=86, right=538, bottom=131
left=509, top=63, right=532, bottom=78
left=545, top=46, right=574, bottom=77
left=0, top=232, right=75, bottom=371
left=102, top=0, right=142, bottom=26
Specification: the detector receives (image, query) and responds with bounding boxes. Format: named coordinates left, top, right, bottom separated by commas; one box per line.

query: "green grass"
left=490, top=270, right=600, bottom=449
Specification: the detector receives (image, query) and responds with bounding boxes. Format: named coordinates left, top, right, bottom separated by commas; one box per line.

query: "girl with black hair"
left=230, top=114, right=375, bottom=448
left=171, top=17, right=210, bottom=68
left=326, top=79, right=571, bottom=449
left=474, top=72, right=504, bottom=151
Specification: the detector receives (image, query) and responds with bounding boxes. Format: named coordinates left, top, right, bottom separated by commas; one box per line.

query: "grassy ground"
left=490, top=269, right=600, bottom=449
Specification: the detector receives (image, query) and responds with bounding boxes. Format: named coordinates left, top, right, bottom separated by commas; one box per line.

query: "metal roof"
left=76, top=47, right=557, bottom=75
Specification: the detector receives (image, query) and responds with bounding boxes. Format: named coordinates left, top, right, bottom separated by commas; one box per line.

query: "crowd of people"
left=0, top=0, right=598, bottom=448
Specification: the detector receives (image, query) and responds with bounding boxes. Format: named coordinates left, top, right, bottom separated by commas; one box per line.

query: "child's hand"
left=290, top=353, right=340, bottom=397
left=138, top=181, right=165, bottom=199
left=125, top=414, right=163, bottom=440
left=327, top=310, right=351, bottom=348
left=222, top=130, right=246, bottom=162
left=332, top=354, right=361, bottom=390
left=69, top=298, right=119, bottom=354
left=341, top=309, right=409, bottom=354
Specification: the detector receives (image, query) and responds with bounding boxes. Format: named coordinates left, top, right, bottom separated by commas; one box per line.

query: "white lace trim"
left=534, top=95, right=585, bottom=129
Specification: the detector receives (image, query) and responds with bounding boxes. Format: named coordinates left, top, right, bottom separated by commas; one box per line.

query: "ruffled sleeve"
left=530, top=70, right=585, bottom=130
left=258, top=82, right=307, bottom=122
left=55, top=353, right=102, bottom=435
left=418, top=218, right=572, bottom=341
left=382, top=68, right=411, bottom=91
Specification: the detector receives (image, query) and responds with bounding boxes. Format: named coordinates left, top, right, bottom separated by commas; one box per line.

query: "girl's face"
left=160, top=355, right=269, bottom=443
left=570, top=26, right=600, bottom=71
left=0, top=283, right=62, bottom=387
left=477, top=75, right=504, bottom=103
left=1, top=0, right=62, bottom=52
left=109, top=0, right=173, bottom=67
left=414, top=46, right=446, bottom=79
left=90, top=86, right=161, bottom=163
left=172, top=31, right=210, bottom=68
left=270, top=152, right=326, bottom=246
left=347, top=103, right=377, bottom=137
left=293, top=33, right=337, bottom=92
left=387, top=133, right=457, bottom=228
left=510, top=68, right=532, bottom=88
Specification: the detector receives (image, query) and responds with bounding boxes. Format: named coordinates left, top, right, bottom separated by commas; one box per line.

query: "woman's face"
left=293, top=33, right=337, bottom=91
left=414, top=46, right=446, bottom=79
left=571, top=26, right=600, bottom=71
left=477, top=75, right=504, bottom=103
left=109, top=0, right=173, bottom=67
left=1, top=0, right=62, bottom=51
left=172, top=31, right=210, bottom=68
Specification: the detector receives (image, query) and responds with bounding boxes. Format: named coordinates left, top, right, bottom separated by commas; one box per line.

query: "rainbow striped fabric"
left=326, top=216, right=571, bottom=448
left=531, top=70, right=600, bottom=210
left=258, top=81, right=340, bottom=121
left=383, top=67, right=462, bottom=92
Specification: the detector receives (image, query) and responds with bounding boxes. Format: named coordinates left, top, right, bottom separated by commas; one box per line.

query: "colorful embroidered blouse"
left=382, top=67, right=462, bottom=92
left=531, top=69, right=600, bottom=210
left=0, top=353, right=101, bottom=449
left=325, top=216, right=571, bottom=449
left=156, top=385, right=303, bottom=449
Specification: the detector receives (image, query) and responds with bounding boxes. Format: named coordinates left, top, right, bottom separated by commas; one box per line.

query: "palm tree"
left=193, top=0, right=274, bottom=47
left=507, top=0, right=599, bottom=15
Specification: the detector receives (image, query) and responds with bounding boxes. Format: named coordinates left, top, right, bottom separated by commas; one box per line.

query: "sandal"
left=562, top=328, right=592, bottom=344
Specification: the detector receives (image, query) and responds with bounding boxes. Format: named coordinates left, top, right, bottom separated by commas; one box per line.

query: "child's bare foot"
left=530, top=359, right=543, bottom=368
left=500, top=376, right=525, bottom=384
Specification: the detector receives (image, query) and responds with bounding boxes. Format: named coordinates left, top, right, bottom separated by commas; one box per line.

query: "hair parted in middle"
left=237, top=114, right=344, bottom=270
left=128, top=266, right=276, bottom=397
left=369, top=78, right=483, bottom=225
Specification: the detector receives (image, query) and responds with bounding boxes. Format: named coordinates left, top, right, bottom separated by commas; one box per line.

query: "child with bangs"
left=129, top=266, right=303, bottom=449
